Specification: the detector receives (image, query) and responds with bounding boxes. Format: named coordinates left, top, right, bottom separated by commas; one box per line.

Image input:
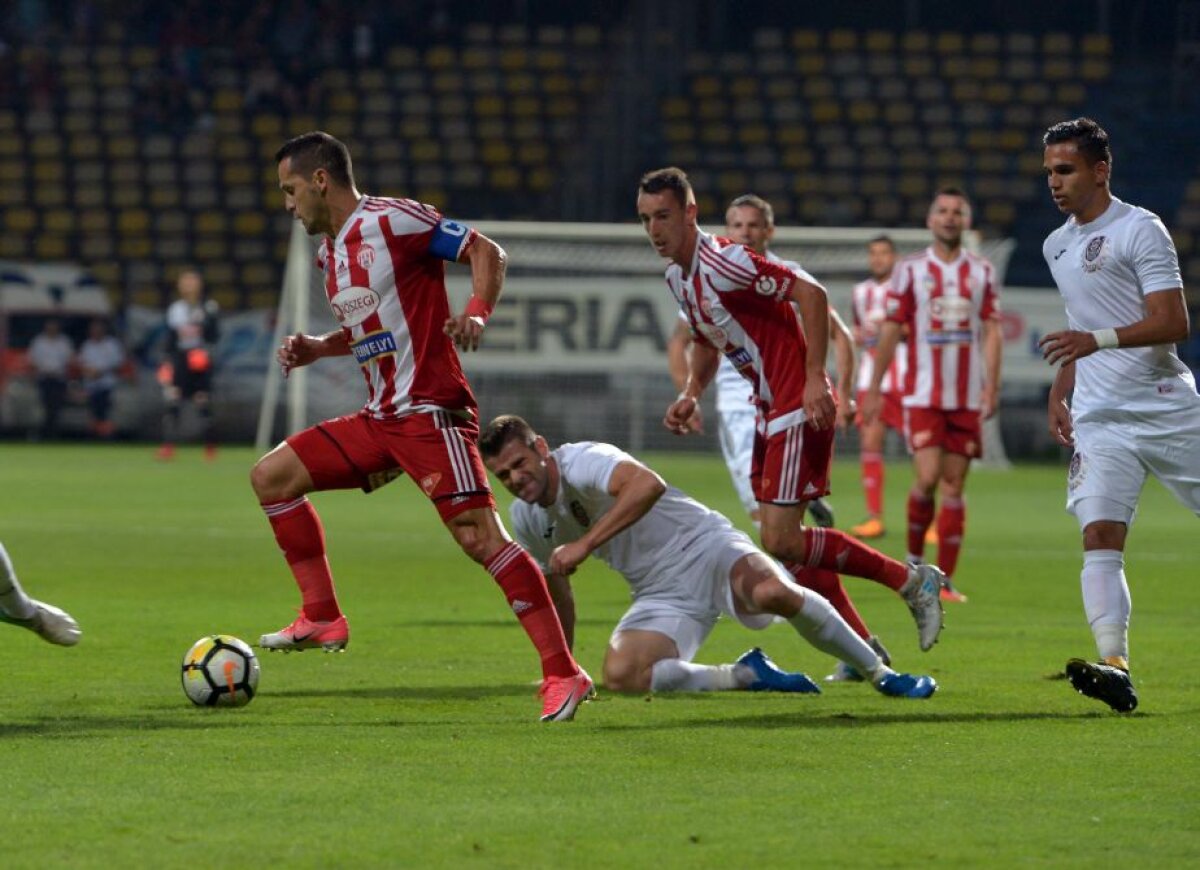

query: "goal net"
left=257, top=220, right=1014, bottom=467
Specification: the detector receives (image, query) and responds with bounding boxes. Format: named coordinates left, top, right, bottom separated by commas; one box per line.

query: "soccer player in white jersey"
left=479, top=415, right=937, bottom=699
left=253, top=132, right=592, bottom=721
left=0, top=541, right=80, bottom=645
left=1038, top=117, right=1198, bottom=713
left=638, top=167, right=948, bottom=655
left=848, top=236, right=906, bottom=540
left=863, top=187, right=1003, bottom=604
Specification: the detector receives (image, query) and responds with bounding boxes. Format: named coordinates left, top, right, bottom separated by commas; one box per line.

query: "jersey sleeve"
left=427, top=217, right=479, bottom=262
left=559, top=442, right=633, bottom=496
left=704, top=242, right=798, bottom=301
left=508, top=503, right=553, bottom=572
left=979, top=261, right=1001, bottom=320
left=885, top=262, right=915, bottom=323
left=1128, top=215, right=1183, bottom=295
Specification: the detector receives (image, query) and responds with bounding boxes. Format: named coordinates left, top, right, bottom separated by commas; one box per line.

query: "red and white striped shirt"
left=886, top=247, right=1000, bottom=410
left=665, top=231, right=815, bottom=435
left=316, top=195, right=478, bottom=419
left=852, top=277, right=906, bottom=394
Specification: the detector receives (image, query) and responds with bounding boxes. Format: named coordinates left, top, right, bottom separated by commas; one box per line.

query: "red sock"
left=787, top=564, right=872, bottom=639
left=802, top=527, right=909, bottom=591
left=485, top=542, right=577, bottom=679
left=907, top=491, right=935, bottom=559
left=262, top=497, right=341, bottom=622
left=861, top=451, right=884, bottom=517
left=937, top=497, right=966, bottom=578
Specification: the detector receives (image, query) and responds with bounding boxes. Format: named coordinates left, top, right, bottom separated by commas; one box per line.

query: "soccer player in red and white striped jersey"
left=639, top=167, right=948, bottom=655
left=848, top=236, right=905, bottom=540
left=862, top=187, right=1003, bottom=602
left=251, top=132, right=592, bottom=721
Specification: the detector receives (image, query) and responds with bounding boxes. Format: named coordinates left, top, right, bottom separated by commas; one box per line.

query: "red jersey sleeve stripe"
left=698, top=246, right=753, bottom=288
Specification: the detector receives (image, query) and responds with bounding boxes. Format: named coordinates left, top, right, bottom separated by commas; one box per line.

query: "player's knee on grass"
left=602, top=650, right=653, bottom=693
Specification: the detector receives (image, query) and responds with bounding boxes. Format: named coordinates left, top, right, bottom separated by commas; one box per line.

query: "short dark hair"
left=1043, top=117, right=1112, bottom=167
left=867, top=234, right=895, bottom=251
left=727, top=194, right=774, bottom=227
left=275, top=131, right=355, bottom=187
left=478, top=414, right=539, bottom=459
left=638, top=167, right=693, bottom=209
left=933, top=185, right=971, bottom=208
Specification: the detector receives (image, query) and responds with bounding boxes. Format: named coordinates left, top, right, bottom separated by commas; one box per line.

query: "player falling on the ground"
left=862, top=187, right=1003, bottom=604
left=638, top=167, right=947, bottom=655
left=480, top=415, right=937, bottom=699
left=0, top=541, right=81, bottom=646
left=253, top=131, right=591, bottom=721
left=848, top=235, right=907, bottom=541
left=157, top=269, right=220, bottom=461
left=1039, top=117, right=1199, bottom=713
left=668, top=193, right=891, bottom=682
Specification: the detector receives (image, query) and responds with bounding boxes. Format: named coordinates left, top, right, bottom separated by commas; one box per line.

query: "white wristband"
left=1091, top=328, right=1119, bottom=350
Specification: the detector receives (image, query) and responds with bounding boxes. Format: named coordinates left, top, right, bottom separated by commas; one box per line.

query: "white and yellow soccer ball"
left=181, top=635, right=260, bottom=707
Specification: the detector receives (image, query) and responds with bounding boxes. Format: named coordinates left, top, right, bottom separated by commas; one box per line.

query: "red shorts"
left=903, top=406, right=982, bottom=458
left=751, top=420, right=835, bottom=505
left=855, top=389, right=904, bottom=433
left=287, top=409, right=496, bottom=521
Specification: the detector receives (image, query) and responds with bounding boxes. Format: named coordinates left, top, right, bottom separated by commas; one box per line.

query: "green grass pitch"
left=1, top=444, right=1196, bottom=867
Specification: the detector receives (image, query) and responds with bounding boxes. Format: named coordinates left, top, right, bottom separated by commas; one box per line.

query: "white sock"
left=0, top=543, right=36, bottom=620
left=649, top=658, right=747, bottom=692
left=788, top=589, right=884, bottom=681
left=1081, top=549, right=1130, bottom=663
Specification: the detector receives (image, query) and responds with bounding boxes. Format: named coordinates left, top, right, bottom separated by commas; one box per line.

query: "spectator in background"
left=158, top=268, right=220, bottom=461
left=28, top=318, right=74, bottom=441
left=77, top=318, right=127, bottom=439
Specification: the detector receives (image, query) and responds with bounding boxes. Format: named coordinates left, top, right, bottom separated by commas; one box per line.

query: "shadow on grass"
left=593, top=707, right=1152, bottom=731
left=268, top=683, right=534, bottom=700
left=386, top=618, right=614, bottom=630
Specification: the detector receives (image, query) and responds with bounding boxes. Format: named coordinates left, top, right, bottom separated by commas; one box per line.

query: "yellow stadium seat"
left=5, top=208, right=37, bottom=233
left=828, top=29, right=858, bottom=52
left=1042, top=33, right=1074, bottom=54
left=1081, top=58, right=1110, bottom=81
left=865, top=31, right=895, bottom=53
left=903, top=56, right=934, bottom=77
left=791, top=30, right=821, bottom=52
left=118, top=237, right=152, bottom=259
left=1081, top=33, right=1112, bottom=56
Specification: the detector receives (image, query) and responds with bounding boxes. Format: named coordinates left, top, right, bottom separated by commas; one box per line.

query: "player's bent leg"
left=250, top=442, right=316, bottom=503
left=448, top=508, right=588, bottom=720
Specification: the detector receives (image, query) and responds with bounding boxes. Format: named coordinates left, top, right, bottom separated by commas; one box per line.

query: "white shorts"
left=1067, top=409, right=1200, bottom=529
left=610, top=526, right=775, bottom=661
left=718, top=406, right=758, bottom=517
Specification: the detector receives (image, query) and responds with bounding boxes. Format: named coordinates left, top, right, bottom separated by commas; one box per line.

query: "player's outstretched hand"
left=803, top=380, right=836, bottom=430
left=664, top=395, right=700, bottom=436
left=1047, top=396, right=1074, bottom=447
left=1039, top=329, right=1098, bottom=366
left=549, top=541, right=589, bottom=576
left=278, top=333, right=323, bottom=377
left=444, top=313, right=485, bottom=352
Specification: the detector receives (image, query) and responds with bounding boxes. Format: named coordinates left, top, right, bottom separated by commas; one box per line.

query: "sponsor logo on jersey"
left=356, top=244, right=376, bottom=270
left=925, top=329, right=973, bottom=345
left=569, top=500, right=591, bottom=527
left=351, top=330, right=398, bottom=365
left=336, top=260, right=347, bottom=275
left=929, top=296, right=972, bottom=323
left=1083, top=235, right=1107, bottom=272
left=727, top=347, right=753, bottom=369
left=330, top=285, right=382, bottom=327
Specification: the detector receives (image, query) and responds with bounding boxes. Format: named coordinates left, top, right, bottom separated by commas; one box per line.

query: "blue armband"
left=429, top=218, right=472, bottom=262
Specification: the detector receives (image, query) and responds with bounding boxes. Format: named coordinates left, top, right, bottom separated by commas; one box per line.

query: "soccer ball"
left=181, top=635, right=260, bottom=707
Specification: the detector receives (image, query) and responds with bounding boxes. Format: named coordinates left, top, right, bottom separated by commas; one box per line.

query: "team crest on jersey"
left=1082, top=236, right=1107, bottom=272
left=754, top=275, right=778, bottom=297
left=569, top=500, right=591, bottom=527
left=330, top=285, right=381, bottom=327
left=356, top=244, right=376, bottom=270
